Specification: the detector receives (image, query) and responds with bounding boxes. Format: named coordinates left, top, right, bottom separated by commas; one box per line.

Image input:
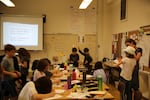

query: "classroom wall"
left=98, top=0, right=150, bottom=59
left=0, top=0, right=150, bottom=64
left=0, top=0, right=98, bottom=66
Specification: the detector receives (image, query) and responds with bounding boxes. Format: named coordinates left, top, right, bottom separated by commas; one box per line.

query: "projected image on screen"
left=0, top=15, right=43, bottom=50
left=3, top=22, right=38, bottom=46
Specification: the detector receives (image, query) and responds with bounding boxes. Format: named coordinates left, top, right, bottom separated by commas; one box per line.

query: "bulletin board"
left=116, top=29, right=150, bottom=67
left=127, top=27, right=150, bottom=67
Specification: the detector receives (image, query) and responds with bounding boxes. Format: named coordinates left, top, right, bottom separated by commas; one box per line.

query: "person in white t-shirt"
left=18, top=76, right=55, bottom=100
left=33, top=58, right=48, bottom=81
left=115, top=46, right=136, bottom=100
left=33, top=58, right=60, bottom=84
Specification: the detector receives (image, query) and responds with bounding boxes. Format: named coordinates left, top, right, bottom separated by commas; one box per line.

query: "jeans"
left=120, top=77, right=132, bottom=100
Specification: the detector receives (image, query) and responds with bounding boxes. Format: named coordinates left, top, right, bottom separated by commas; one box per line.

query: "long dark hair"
left=37, top=59, right=49, bottom=71
left=94, top=61, right=103, bottom=70
left=17, top=48, right=31, bottom=59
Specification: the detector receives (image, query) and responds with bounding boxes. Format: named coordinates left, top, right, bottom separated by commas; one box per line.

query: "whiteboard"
left=137, top=35, right=150, bottom=67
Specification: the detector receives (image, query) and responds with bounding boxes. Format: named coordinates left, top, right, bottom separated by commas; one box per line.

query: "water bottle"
left=67, top=74, right=72, bottom=89
left=72, top=69, right=76, bottom=80
left=97, top=75, right=102, bottom=91
left=83, top=71, right=86, bottom=84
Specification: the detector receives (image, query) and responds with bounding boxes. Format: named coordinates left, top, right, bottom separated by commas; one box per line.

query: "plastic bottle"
left=83, top=71, right=86, bottom=84
left=97, top=75, right=102, bottom=91
left=67, top=73, right=72, bottom=89
left=64, top=62, right=67, bottom=70
left=72, top=69, right=76, bottom=80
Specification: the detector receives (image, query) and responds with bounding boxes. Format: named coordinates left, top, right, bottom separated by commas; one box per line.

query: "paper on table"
left=79, top=74, right=93, bottom=79
left=67, top=92, right=88, bottom=99
left=55, top=75, right=67, bottom=80
left=52, top=81, right=65, bottom=87
left=89, top=91, right=106, bottom=95
left=55, top=89, right=65, bottom=94
left=43, top=94, right=62, bottom=100
left=71, top=80, right=80, bottom=84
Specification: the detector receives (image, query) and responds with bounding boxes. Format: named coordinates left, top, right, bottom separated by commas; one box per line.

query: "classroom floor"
left=108, top=84, right=148, bottom=100
left=107, top=84, right=120, bottom=100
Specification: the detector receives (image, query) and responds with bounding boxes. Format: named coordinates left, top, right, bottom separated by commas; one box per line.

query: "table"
left=44, top=69, right=114, bottom=100
left=44, top=82, right=114, bottom=100
left=103, top=61, right=121, bottom=85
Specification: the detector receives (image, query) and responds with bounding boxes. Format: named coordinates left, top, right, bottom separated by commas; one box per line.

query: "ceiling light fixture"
left=0, top=0, right=15, bottom=7
left=79, top=0, right=93, bottom=9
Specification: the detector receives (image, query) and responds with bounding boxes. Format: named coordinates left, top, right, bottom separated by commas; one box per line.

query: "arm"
left=3, top=69, right=21, bottom=78
left=114, top=60, right=123, bottom=67
left=135, top=48, right=142, bottom=61
left=1, top=63, right=21, bottom=78
left=135, top=52, right=142, bottom=61
left=32, top=89, right=55, bottom=100
left=79, top=49, right=85, bottom=56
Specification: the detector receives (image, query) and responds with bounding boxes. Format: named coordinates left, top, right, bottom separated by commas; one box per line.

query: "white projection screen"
left=0, top=15, right=43, bottom=50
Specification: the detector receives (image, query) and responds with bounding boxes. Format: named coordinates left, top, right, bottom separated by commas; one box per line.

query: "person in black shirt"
left=17, top=48, right=31, bottom=87
left=69, top=47, right=79, bottom=67
left=79, top=47, right=93, bottom=74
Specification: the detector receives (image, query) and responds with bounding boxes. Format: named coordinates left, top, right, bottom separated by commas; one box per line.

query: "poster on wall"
left=112, top=34, right=118, bottom=41
left=78, top=34, right=85, bottom=43
left=121, top=32, right=127, bottom=57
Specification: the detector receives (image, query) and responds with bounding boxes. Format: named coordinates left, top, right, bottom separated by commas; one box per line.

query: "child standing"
left=1, top=44, right=21, bottom=100
left=79, top=47, right=93, bottom=74
left=116, top=46, right=136, bottom=100
left=69, top=47, right=79, bottom=67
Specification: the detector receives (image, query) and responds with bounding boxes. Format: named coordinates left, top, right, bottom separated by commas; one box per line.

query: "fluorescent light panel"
left=79, top=0, right=93, bottom=9
left=0, top=0, right=15, bottom=7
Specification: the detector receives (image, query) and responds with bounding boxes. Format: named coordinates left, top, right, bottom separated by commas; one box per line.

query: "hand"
left=14, top=71, right=21, bottom=78
left=11, top=72, right=19, bottom=78
left=78, top=47, right=80, bottom=50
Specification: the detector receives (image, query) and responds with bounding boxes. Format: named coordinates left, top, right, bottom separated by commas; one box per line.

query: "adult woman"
left=125, top=38, right=143, bottom=100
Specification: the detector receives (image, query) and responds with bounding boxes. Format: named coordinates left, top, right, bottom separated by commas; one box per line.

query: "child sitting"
left=18, top=76, right=55, bottom=100
left=93, top=61, right=107, bottom=83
